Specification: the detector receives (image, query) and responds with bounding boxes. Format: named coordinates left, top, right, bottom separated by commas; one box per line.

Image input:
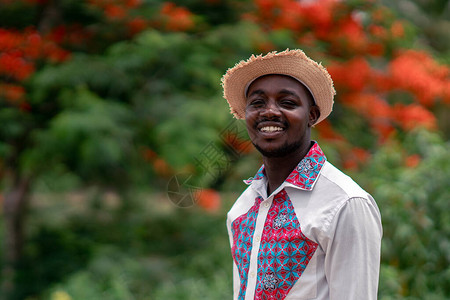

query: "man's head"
left=245, top=74, right=320, bottom=157
left=222, top=49, right=335, bottom=158
left=221, top=49, right=335, bottom=125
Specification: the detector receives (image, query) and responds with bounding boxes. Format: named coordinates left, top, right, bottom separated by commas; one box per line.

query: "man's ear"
left=309, top=105, right=320, bottom=127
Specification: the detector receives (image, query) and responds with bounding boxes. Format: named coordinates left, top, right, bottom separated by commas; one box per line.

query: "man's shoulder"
left=227, top=184, right=256, bottom=222
left=318, top=161, right=369, bottom=200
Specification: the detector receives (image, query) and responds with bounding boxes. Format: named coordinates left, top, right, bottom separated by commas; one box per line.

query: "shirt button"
left=255, top=236, right=261, bottom=242
left=264, top=202, right=270, bottom=208
left=250, top=271, right=255, bottom=278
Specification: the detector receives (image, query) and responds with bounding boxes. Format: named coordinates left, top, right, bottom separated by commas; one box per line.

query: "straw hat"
left=221, top=49, right=335, bottom=125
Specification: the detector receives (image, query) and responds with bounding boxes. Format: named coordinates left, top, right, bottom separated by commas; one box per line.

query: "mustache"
left=256, top=117, right=287, bottom=126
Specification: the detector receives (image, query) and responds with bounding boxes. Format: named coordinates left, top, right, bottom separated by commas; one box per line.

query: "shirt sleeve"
left=324, top=196, right=382, bottom=300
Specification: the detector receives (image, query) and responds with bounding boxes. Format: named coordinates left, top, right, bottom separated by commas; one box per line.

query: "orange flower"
left=0, top=83, right=25, bottom=102
left=105, top=4, right=127, bottom=20
left=372, top=71, right=393, bottom=92
left=127, top=17, right=148, bottom=35
left=393, top=103, right=437, bottom=131
left=299, top=0, right=335, bottom=32
left=194, top=188, right=221, bottom=213
left=369, top=25, right=387, bottom=39
left=0, top=29, right=22, bottom=51
left=315, top=119, right=345, bottom=142
left=153, top=158, right=172, bottom=177
left=331, top=16, right=368, bottom=54
left=125, top=0, right=141, bottom=8
left=390, top=21, right=404, bottom=38
left=159, top=2, right=195, bottom=31
left=141, top=147, right=158, bottom=162
left=389, top=50, right=449, bottom=106
left=0, top=52, right=35, bottom=81
left=405, top=154, right=421, bottom=168
left=367, top=42, right=385, bottom=57
left=328, top=57, right=372, bottom=92
left=254, top=41, right=275, bottom=53
left=343, top=147, right=371, bottom=171
left=371, top=122, right=395, bottom=143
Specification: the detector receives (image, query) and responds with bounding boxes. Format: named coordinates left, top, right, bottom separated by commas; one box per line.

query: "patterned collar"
left=244, top=142, right=327, bottom=191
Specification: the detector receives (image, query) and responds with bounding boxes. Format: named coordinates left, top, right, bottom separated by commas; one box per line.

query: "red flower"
left=330, top=16, right=368, bottom=54
left=389, top=50, right=449, bottom=106
left=0, top=29, right=22, bottom=52
left=105, top=4, right=127, bottom=20
left=0, top=51, right=35, bottom=81
left=159, top=2, right=195, bottom=31
left=405, top=154, right=421, bottom=168
left=127, top=17, right=148, bottom=35
left=343, top=147, right=371, bottom=171
left=315, top=119, right=345, bottom=142
left=369, top=25, right=387, bottom=40
left=194, top=188, right=221, bottom=213
left=0, top=83, right=26, bottom=102
left=328, top=57, right=371, bottom=92
left=367, top=42, right=385, bottom=57
left=393, top=103, right=437, bottom=131
left=125, top=0, right=141, bottom=8
left=390, top=21, right=405, bottom=38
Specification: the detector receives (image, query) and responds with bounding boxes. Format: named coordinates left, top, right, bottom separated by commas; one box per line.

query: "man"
left=222, top=49, right=382, bottom=300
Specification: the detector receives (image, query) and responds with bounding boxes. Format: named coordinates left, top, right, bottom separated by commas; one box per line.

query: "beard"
left=252, top=139, right=304, bottom=158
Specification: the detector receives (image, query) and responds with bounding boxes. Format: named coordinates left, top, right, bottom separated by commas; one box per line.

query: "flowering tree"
left=0, top=0, right=449, bottom=298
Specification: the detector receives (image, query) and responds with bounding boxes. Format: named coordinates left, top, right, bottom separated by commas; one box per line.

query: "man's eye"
left=280, top=100, right=297, bottom=108
left=249, top=99, right=264, bottom=107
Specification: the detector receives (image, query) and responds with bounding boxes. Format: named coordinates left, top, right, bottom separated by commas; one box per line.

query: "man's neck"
left=263, top=142, right=313, bottom=196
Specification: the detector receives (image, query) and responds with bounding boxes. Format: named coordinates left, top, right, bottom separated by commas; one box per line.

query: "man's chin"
left=252, top=141, right=302, bottom=158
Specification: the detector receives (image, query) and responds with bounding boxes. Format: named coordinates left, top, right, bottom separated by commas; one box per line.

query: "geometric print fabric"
left=231, top=196, right=264, bottom=300
left=232, top=142, right=324, bottom=299
left=231, top=190, right=318, bottom=300
left=255, top=190, right=317, bottom=299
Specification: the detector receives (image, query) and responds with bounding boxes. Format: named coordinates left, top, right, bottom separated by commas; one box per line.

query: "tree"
left=0, top=0, right=449, bottom=298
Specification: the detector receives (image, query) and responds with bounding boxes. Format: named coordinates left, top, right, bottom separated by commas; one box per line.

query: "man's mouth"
left=259, top=126, right=284, bottom=133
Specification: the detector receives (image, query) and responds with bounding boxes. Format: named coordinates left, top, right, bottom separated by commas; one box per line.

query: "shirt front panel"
left=231, top=196, right=264, bottom=300
left=255, top=189, right=318, bottom=299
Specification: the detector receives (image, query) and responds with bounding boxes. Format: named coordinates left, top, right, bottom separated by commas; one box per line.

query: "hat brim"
left=221, top=49, right=335, bottom=125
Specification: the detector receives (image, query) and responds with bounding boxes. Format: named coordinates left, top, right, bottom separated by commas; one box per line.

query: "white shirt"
left=226, top=143, right=382, bottom=300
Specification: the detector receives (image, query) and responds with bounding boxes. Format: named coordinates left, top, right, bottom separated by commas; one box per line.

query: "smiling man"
left=222, top=50, right=382, bottom=300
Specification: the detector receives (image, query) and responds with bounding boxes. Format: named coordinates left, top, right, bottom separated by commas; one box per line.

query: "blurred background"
left=0, top=0, right=449, bottom=299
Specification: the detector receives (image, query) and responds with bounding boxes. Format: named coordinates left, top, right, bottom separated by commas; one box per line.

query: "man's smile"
left=256, top=121, right=287, bottom=138
left=256, top=121, right=286, bottom=133
left=259, top=126, right=284, bottom=133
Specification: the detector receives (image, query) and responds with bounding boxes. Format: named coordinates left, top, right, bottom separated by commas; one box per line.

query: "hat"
left=221, top=49, right=335, bottom=125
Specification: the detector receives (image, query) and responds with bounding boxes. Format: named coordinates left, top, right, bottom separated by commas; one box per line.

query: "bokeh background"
left=0, top=0, right=449, bottom=299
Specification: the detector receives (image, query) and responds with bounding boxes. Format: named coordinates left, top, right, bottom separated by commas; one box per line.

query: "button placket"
left=244, top=196, right=273, bottom=300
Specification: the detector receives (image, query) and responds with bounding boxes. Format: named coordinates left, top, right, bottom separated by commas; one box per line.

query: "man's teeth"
left=260, top=126, right=284, bottom=132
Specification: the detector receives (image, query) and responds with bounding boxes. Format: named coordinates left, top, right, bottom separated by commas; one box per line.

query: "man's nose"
left=260, top=101, right=281, bottom=118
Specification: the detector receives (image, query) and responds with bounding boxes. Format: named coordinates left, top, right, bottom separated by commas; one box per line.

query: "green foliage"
left=22, top=88, right=136, bottom=184
left=1, top=1, right=449, bottom=299
left=9, top=191, right=234, bottom=300
left=360, top=130, right=450, bottom=298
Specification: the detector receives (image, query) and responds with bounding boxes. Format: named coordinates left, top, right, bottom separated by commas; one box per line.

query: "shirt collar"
left=244, top=142, right=327, bottom=191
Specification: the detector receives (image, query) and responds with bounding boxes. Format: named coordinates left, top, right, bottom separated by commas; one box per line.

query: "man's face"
left=245, top=74, right=319, bottom=158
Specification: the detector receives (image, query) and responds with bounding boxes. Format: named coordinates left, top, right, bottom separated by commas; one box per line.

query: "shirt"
left=226, top=142, right=382, bottom=300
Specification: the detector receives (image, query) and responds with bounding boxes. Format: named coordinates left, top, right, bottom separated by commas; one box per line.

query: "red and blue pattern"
left=255, top=190, right=317, bottom=299
left=232, top=196, right=264, bottom=300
